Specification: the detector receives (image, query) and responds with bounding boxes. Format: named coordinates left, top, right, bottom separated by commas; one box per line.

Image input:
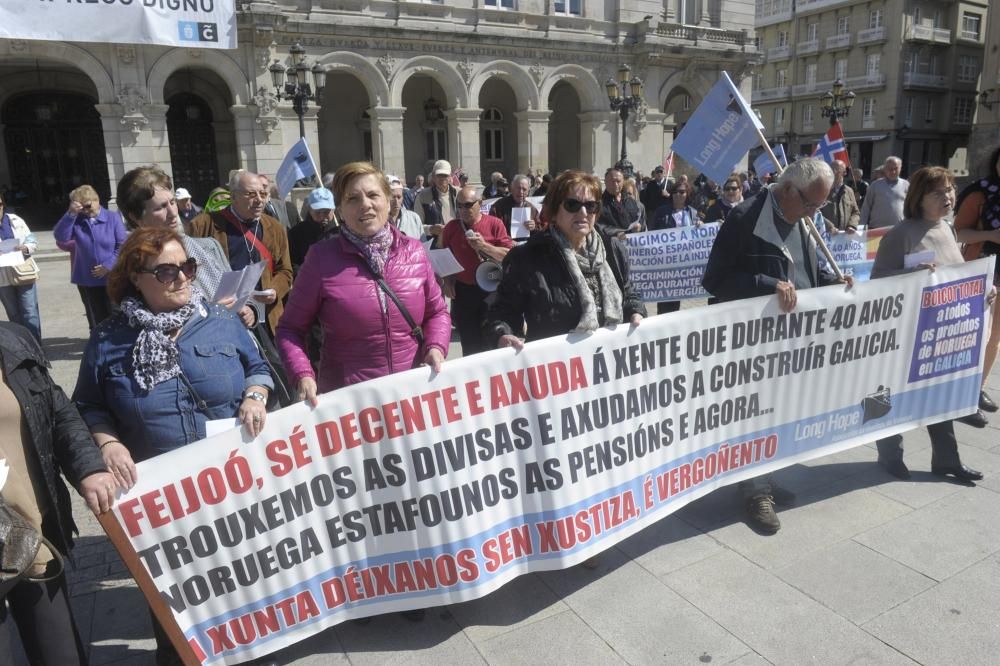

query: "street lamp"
left=269, top=41, right=326, bottom=138
left=606, top=63, right=644, bottom=179
left=819, top=79, right=856, bottom=126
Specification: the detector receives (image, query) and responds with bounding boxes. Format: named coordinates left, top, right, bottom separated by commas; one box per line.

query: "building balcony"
left=826, top=33, right=852, bottom=50
left=753, top=86, right=791, bottom=102
left=845, top=73, right=887, bottom=91
left=862, top=117, right=877, bottom=129
left=902, top=72, right=949, bottom=89
left=906, top=25, right=952, bottom=44
left=792, top=80, right=825, bottom=97
left=755, top=0, right=793, bottom=28
left=856, top=26, right=887, bottom=44
left=767, top=45, right=791, bottom=61
left=796, top=0, right=852, bottom=14
left=796, top=39, right=820, bottom=55
left=654, top=23, right=753, bottom=49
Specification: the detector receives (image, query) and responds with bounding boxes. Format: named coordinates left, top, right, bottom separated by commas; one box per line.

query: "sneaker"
left=746, top=495, right=780, bottom=533
left=770, top=485, right=797, bottom=505
left=957, top=409, right=989, bottom=428
left=980, top=390, right=998, bottom=413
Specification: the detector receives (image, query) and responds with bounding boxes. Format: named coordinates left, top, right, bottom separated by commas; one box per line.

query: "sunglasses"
left=457, top=200, right=481, bottom=210
left=562, top=198, right=600, bottom=214
left=137, top=258, right=198, bottom=284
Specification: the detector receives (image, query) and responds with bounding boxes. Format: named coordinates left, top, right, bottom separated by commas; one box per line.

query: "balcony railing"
left=846, top=73, right=887, bottom=90
left=902, top=72, right=949, bottom=88
left=755, top=0, right=793, bottom=27
left=767, top=45, right=791, bottom=61
left=826, top=33, right=852, bottom=49
left=796, top=0, right=852, bottom=13
left=906, top=24, right=952, bottom=44
left=792, top=80, right=824, bottom=96
left=655, top=23, right=752, bottom=48
left=857, top=26, right=887, bottom=44
left=753, top=86, right=791, bottom=102
left=862, top=117, right=877, bottom=129
left=796, top=39, right=820, bottom=55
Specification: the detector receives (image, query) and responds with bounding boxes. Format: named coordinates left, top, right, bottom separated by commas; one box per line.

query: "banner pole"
left=752, top=125, right=845, bottom=281
left=99, top=511, right=203, bottom=666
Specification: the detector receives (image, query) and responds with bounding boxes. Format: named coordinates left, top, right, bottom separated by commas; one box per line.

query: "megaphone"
left=475, top=260, right=503, bottom=292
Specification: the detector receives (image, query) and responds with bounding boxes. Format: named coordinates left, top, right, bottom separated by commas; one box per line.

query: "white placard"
left=427, top=248, right=465, bottom=277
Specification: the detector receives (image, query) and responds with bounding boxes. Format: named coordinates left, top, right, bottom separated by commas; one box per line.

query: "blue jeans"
left=0, top=282, right=41, bottom=341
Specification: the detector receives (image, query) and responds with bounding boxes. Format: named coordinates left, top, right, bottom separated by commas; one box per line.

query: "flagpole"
left=753, top=127, right=845, bottom=281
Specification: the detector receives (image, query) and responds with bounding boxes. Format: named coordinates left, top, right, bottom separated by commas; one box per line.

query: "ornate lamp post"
left=819, top=79, right=856, bottom=126
left=269, top=42, right=326, bottom=139
left=606, top=64, right=644, bottom=179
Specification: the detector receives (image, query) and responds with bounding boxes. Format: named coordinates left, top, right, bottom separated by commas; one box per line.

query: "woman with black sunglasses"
left=485, top=169, right=645, bottom=349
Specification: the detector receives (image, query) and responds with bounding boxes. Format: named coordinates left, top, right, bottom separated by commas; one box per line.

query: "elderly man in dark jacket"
left=702, top=158, right=849, bottom=535
left=0, top=322, right=114, bottom=664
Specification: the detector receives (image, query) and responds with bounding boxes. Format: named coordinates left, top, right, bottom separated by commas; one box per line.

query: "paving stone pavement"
left=9, top=236, right=1000, bottom=665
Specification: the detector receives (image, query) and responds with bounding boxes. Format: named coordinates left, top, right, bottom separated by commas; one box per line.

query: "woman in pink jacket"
left=277, top=162, right=451, bottom=405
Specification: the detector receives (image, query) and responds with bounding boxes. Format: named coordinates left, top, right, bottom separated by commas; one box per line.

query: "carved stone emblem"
left=376, top=53, right=396, bottom=80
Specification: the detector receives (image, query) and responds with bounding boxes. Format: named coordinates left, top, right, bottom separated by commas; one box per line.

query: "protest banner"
left=626, top=224, right=718, bottom=301
left=275, top=139, right=319, bottom=198
left=104, top=259, right=993, bottom=664
left=819, top=226, right=889, bottom=282
left=0, top=1, right=236, bottom=49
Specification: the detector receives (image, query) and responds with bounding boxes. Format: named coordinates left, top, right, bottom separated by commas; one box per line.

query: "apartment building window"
left=837, top=16, right=850, bottom=35
left=835, top=58, right=848, bottom=80
left=682, top=95, right=692, bottom=111
left=904, top=97, right=914, bottom=125
left=481, top=108, right=504, bottom=161
left=961, top=13, right=982, bottom=40
left=958, top=55, right=979, bottom=82
left=485, top=0, right=515, bottom=8
left=805, top=63, right=817, bottom=87
left=776, top=69, right=787, bottom=87
left=802, top=105, right=814, bottom=128
left=806, top=23, right=818, bottom=41
left=954, top=97, right=975, bottom=124
left=869, top=9, right=883, bottom=29
left=777, top=30, right=788, bottom=47
left=866, top=53, right=881, bottom=77
left=925, top=98, right=934, bottom=122
left=553, top=0, right=582, bottom=16
left=426, top=129, right=447, bottom=161
left=862, top=98, right=876, bottom=120
left=678, top=0, right=698, bottom=25
left=913, top=7, right=921, bottom=24
left=775, top=107, right=785, bottom=126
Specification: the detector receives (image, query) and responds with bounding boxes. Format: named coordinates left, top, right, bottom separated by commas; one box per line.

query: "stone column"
left=369, top=106, right=406, bottom=179
left=638, top=110, right=668, bottom=175
left=447, top=108, right=482, bottom=186
left=578, top=111, right=615, bottom=174
left=514, top=110, right=552, bottom=175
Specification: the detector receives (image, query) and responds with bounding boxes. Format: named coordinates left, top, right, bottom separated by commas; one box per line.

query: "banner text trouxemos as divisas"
left=106, top=259, right=994, bottom=664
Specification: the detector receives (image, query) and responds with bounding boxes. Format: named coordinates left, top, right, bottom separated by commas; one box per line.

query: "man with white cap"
left=289, top=187, right=335, bottom=272
left=414, top=159, right=458, bottom=246
left=386, top=175, right=424, bottom=239
left=175, top=187, right=201, bottom=230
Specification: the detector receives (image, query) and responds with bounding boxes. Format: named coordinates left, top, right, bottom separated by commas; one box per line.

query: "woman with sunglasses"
left=649, top=180, right=702, bottom=314
left=485, top=169, right=645, bottom=350
left=72, top=226, right=273, bottom=662
left=704, top=175, right=744, bottom=224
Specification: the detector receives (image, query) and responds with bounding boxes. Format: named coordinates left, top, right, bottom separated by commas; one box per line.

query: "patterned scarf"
left=341, top=223, right=394, bottom=276
left=956, top=175, right=1000, bottom=231
left=120, top=286, right=204, bottom=391
left=550, top=227, right=623, bottom=332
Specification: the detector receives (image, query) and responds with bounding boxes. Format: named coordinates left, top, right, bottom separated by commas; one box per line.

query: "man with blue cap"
left=289, top=187, right=335, bottom=272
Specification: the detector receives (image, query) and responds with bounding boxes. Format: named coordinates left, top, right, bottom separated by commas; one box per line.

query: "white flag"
left=275, top=138, right=318, bottom=198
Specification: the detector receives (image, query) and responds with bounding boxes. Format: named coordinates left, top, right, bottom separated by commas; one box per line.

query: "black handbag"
left=0, top=495, right=63, bottom=598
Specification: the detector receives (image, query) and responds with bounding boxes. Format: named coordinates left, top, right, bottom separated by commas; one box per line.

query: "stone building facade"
left=967, top=2, right=1000, bottom=177
left=0, top=0, right=756, bottom=217
left=752, top=0, right=989, bottom=179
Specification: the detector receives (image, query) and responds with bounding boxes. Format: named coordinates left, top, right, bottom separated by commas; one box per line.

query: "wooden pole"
left=753, top=126, right=845, bottom=281
left=99, top=511, right=203, bottom=666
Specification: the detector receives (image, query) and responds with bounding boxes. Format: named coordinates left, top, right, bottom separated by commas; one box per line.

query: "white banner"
left=0, top=1, right=237, bottom=49
left=108, top=259, right=993, bottom=663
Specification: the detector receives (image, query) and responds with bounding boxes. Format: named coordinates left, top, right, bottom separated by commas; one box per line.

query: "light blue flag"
left=753, top=144, right=787, bottom=176
left=670, top=72, right=764, bottom=184
left=276, top=138, right=318, bottom=198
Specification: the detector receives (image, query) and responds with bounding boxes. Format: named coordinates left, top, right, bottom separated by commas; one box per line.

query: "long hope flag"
left=105, top=259, right=993, bottom=664
left=275, top=139, right=319, bottom=198
left=813, top=122, right=850, bottom=165
left=671, top=72, right=764, bottom=183
left=753, top=144, right=788, bottom=177
left=0, top=1, right=236, bottom=49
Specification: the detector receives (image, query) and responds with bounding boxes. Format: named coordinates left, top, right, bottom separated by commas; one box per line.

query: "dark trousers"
left=876, top=420, right=961, bottom=467
left=453, top=281, right=489, bottom=356
left=77, top=285, right=113, bottom=331
left=0, top=571, right=86, bottom=665
left=657, top=301, right=681, bottom=315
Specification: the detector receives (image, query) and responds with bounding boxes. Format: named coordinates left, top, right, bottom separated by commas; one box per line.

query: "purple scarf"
left=341, top=224, right=394, bottom=276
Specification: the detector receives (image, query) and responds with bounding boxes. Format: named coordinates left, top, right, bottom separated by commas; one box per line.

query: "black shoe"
left=980, top=390, right=998, bottom=413
left=957, top=409, right=989, bottom=428
left=746, top=495, right=780, bottom=533
left=878, top=458, right=911, bottom=480
left=931, top=463, right=983, bottom=481
left=770, top=485, right=797, bottom=505
left=400, top=609, right=426, bottom=622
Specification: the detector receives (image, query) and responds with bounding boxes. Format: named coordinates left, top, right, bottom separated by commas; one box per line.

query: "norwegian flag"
left=663, top=151, right=675, bottom=179
left=812, top=122, right=851, bottom=166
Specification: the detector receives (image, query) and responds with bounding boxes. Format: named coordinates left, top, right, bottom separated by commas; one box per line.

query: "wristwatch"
left=244, top=390, right=267, bottom=403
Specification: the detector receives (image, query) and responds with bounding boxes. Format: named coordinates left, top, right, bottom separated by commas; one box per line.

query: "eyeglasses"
left=723, top=186, right=740, bottom=192
left=457, top=200, right=481, bottom=210
left=237, top=190, right=270, bottom=201
left=137, top=258, right=198, bottom=284
left=562, top=198, right=600, bottom=214
left=795, top=187, right=825, bottom=211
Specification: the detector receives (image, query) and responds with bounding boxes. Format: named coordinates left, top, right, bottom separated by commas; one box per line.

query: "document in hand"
left=511, top=207, right=532, bottom=239
left=428, top=248, right=465, bottom=277
left=212, top=260, right=267, bottom=308
left=0, top=239, right=22, bottom=267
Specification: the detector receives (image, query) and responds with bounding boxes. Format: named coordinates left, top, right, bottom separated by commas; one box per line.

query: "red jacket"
left=276, top=226, right=451, bottom=393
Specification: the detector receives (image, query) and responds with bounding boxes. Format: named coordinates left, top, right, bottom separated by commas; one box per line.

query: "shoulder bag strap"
left=374, top=275, right=424, bottom=345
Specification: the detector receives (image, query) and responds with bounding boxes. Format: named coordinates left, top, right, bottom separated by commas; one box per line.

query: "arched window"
left=481, top=107, right=504, bottom=161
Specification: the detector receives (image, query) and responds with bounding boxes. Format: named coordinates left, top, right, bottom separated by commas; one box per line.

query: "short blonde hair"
left=330, top=162, right=392, bottom=207
left=70, top=185, right=99, bottom=204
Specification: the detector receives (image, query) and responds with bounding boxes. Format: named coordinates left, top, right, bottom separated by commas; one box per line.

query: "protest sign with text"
left=626, top=224, right=717, bottom=301
left=105, top=259, right=993, bottom=664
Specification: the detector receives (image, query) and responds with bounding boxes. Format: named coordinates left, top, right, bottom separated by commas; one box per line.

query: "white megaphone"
left=475, top=260, right=503, bottom=292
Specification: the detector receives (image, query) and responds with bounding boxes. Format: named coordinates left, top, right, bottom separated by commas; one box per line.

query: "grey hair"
left=227, top=169, right=256, bottom=193
left=884, top=156, right=902, bottom=168
left=776, top=158, right=834, bottom=189
left=510, top=174, right=531, bottom=188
